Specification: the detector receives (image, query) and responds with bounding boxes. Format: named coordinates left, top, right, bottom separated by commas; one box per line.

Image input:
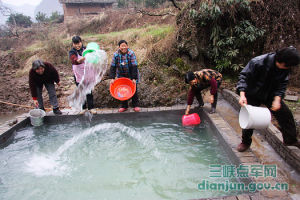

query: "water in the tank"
left=0, top=112, right=242, bottom=200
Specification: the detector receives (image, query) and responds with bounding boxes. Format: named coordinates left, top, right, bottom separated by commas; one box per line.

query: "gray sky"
left=2, top=0, right=42, bottom=6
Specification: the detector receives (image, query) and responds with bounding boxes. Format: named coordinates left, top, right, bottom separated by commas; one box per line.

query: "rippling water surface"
left=0, top=113, right=240, bottom=200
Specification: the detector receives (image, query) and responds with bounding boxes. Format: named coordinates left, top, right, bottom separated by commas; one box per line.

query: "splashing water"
left=68, top=49, right=108, bottom=110
left=25, top=123, right=114, bottom=176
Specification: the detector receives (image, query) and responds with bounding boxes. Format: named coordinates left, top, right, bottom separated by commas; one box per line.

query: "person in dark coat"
left=236, top=46, right=300, bottom=152
left=29, top=60, right=62, bottom=115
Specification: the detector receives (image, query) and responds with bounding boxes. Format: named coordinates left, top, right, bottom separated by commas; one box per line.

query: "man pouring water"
left=236, top=46, right=300, bottom=152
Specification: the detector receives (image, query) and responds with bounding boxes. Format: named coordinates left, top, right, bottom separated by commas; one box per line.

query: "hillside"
left=0, top=9, right=179, bottom=113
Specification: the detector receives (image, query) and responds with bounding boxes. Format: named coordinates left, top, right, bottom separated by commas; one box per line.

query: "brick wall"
left=62, top=3, right=115, bottom=18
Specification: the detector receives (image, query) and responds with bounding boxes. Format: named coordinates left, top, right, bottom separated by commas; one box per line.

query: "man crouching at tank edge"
left=236, top=46, right=300, bottom=152
left=184, top=69, right=223, bottom=115
left=29, top=60, right=62, bottom=115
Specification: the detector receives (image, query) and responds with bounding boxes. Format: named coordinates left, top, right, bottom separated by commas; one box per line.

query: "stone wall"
left=62, top=3, right=116, bottom=21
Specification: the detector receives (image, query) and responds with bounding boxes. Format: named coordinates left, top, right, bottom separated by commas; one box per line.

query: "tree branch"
left=136, top=9, right=176, bottom=17
left=0, top=4, right=12, bottom=16
left=168, top=0, right=181, bottom=10
left=0, top=4, right=19, bottom=37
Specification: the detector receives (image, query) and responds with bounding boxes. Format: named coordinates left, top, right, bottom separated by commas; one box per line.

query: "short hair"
left=32, top=60, right=45, bottom=70
left=72, top=36, right=82, bottom=44
left=118, top=40, right=128, bottom=46
left=185, top=71, right=195, bottom=84
left=275, top=46, right=300, bottom=67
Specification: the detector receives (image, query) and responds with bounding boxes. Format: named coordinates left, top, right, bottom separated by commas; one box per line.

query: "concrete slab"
left=284, top=95, right=299, bottom=102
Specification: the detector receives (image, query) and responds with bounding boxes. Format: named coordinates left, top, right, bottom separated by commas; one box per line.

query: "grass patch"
left=142, top=25, right=174, bottom=39
left=82, top=25, right=174, bottom=44
left=25, top=42, right=44, bottom=52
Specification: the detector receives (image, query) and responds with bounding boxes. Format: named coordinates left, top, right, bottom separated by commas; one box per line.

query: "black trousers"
left=121, top=86, right=139, bottom=108
left=194, top=82, right=220, bottom=108
left=242, top=96, right=297, bottom=145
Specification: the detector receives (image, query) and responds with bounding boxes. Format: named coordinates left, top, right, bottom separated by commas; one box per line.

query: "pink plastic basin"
left=182, top=113, right=201, bottom=126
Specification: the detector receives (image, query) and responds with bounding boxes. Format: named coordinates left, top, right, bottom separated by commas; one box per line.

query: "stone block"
left=112, top=109, right=119, bottom=113
left=248, top=194, right=260, bottom=200
left=177, top=105, right=186, bottom=109
left=151, top=107, right=160, bottom=111
left=236, top=194, right=251, bottom=200
left=171, top=105, right=180, bottom=110
left=102, top=109, right=113, bottom=114
left=147, top=107, right=156, bottom=112
left=159, top=107, right=167, bottom=111
left=240, top=156, right=258, bottom=163
left=284, top=95, right=299, bottom=102
left=127, top=109, right=134, bottom=113
left=222, top=196, right=237, bottom=200
left=259, top=189, right=289, bottom=199
left=140, top=107, right=148, bottom=112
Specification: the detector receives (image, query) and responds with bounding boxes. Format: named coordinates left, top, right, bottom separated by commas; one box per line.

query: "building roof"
left=59, top=0, right=117, bottom=3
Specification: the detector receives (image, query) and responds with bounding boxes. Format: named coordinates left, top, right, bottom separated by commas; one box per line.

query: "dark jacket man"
left=237, top=53, right=289, bottom=102
left=236, top=46, right=300, bottom=152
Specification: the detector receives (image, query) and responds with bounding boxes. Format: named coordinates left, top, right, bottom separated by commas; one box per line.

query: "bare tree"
left=0, top=2, right=19, bottom=37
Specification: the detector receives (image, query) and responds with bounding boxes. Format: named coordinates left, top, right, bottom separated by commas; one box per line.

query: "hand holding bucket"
left=83, top=42, right=100, bottom=64
left=29, top=109, right=46, bottom=126
left=239, top=105, right=271, bottom=129
left=110, top=78, right=136, bottom=101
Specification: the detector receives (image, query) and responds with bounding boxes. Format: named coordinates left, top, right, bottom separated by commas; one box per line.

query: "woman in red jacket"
left=185, top=69, right=222, bottom=115
left=29, top=60, right=62, bottom=115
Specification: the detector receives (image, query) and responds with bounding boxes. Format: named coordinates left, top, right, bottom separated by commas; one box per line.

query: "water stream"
left=68, top=50, right=108, bottom=110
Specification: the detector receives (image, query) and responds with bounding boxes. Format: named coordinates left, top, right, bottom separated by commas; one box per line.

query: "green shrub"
left=36, top=12, right=47, bottom=23
left=189, top=0, right=265, bottom=72
left=7, top=13, right=32, bottom=27
left=45, top=38, right=69, bottom=65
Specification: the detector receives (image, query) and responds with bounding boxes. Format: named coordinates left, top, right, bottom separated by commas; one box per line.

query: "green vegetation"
left=142, top=25, right=174, bottom=40
left=35, top=11, right=64, bottom=23
left=82, top=25, right=174, bottom=44
left=36, top=12, right=47, bottom=23
left=7, top=13, right=32, bottom=27
left=25, top=42, right=44, bottom=52
left=189, top=0, right=265, bottom=72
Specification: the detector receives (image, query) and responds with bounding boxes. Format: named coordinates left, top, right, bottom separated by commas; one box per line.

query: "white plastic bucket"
left=29, top=109, right=46, bottom=126
left=239, top=105, right=271, bottom=129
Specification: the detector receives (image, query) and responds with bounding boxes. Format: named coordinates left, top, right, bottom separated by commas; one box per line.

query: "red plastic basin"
left=182, top=113, right=201, bottom=126
left=110, top=77, right=136, bottom=101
